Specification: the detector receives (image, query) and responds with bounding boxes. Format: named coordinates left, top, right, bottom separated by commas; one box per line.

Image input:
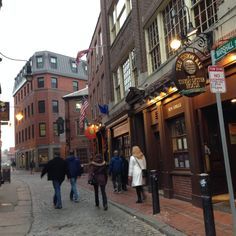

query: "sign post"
left=210, top=50, right=236, bottom=235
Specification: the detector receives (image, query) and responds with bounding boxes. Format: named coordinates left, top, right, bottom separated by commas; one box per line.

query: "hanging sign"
left=208, top=66, right=226, bottom=93
left=174, top=52, right=206, bottom=97
left=0, top=101, right=9, bottom=121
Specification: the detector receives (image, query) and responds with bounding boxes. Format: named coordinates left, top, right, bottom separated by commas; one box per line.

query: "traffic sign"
left=208, top=66, right=226, bottom=93
left=215, top=37, right=236, bottom=62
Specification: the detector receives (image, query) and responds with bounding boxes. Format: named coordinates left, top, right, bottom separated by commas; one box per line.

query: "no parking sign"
left=208, top=66, right=226, bottom=93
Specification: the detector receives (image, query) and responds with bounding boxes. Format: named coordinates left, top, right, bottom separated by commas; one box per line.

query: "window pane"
left=36, top=56, right=43, bottom=68
left=50, top=56, right=57, bottom=69
left=37, top=77, right=44, bottom=88
left=73, top=81, right=79, bottom=91
left=123, top=58, right=131, bottom=92
left=52, top=100, right=59, bottom=113
left=51, top=77, right=58, bottom=88
left=39, top=123, right=46, bottom=137
left=38, top=100, right=45, bottom=113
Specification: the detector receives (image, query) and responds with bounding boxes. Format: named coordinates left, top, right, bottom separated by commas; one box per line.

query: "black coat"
left=41, top=157, right=68, bottom=182
left=89, top=161, right=108, bottom=186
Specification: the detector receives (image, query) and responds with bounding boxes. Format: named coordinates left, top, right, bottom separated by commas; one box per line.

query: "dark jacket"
left=41, top=157, right=68, bottom=182
left=89, top=160, right=107, bottom=186
left=109, top=156, right=123, bottom=175
left=66, top=155, right=82, bottom=178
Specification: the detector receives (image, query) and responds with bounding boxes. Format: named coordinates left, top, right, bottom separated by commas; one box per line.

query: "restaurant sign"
left=174, top=51, right=206, bottom=97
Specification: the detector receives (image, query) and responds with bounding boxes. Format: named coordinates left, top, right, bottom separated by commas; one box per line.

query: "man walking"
left=109, top=150, right=123, bottom=193
left=65, top=150, right=82, bottom=202
left=41, top=153, right=68, bottom=209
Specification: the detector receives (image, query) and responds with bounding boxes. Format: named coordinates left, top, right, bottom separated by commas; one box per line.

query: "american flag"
left=79, top=99, right=89, bottom=128
left=76, top=48, right=92, bottom=65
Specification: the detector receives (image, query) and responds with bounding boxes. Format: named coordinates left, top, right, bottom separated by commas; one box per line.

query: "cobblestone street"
left=12, top=172, right=164, bottom=236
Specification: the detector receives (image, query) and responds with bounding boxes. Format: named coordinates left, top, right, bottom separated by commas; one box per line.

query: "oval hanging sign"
left=173, top=51, right=206, bottom=97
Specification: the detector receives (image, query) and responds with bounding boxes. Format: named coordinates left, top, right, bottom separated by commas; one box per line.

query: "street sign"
left=215, top=37, right=236, bottom=62
left=208, top=66, right=226, bottom=93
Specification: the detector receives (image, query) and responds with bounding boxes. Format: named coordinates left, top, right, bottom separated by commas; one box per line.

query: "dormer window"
left=50, top=56, right=57, bottom=69
left=71, top=61, right=78, bottom=73
left=36, top=56, right=43, bottom=68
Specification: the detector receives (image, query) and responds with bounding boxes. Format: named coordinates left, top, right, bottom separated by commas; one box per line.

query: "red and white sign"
left=208, top=66, right=226, bottom=93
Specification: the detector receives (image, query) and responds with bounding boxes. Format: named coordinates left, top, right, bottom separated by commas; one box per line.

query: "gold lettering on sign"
left=168, top=103, right=182, bottom=112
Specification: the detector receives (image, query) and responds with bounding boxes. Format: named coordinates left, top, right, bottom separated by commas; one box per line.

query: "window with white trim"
left=147, top=17, right=161, bottom=72
left=109, top=0, right=132, bottom=43
left=163, top=0, right=187, bottom=58
left=192, top=0, right=217, bottom=33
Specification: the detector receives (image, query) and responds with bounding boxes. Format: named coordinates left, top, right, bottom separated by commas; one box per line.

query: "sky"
left=0, top=0, right=101, bottom=151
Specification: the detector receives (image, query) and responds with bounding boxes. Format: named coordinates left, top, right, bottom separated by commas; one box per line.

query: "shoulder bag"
left=134, top=157, right=147, bottom=178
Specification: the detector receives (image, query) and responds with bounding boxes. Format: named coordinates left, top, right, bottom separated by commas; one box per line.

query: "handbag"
left=88, top=173, right=97, bottom=185
left=134, top=157, right=147, bottom=178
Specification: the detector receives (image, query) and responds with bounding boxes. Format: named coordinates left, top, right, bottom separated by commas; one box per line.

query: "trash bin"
left=2, top=167, right=11, bottom=183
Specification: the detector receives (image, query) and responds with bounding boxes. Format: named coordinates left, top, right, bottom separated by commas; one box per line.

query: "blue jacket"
left=109, top=156, right=123, bottom=175
left=66, top=155, right=82, bottom=178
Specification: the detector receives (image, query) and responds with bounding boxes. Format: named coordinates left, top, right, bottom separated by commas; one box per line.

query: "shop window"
left=38, top=148, right=48, bottom=167
left=170, top=116, right=189, bottom=169
left=77, top=148, right=88, bottom=164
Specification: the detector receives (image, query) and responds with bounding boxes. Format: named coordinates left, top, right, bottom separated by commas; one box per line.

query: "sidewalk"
left=79, top=174, right=233, bottom=236
left=0, top=173, right=32, bottom=236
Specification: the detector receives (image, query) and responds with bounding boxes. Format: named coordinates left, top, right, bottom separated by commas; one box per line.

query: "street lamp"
left=15, top=112, right=23, bottom=121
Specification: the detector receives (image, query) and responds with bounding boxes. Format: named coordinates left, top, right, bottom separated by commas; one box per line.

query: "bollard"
left=150, top=170, right=160, bottom=214
left=199, top=173, right=216, bottom=236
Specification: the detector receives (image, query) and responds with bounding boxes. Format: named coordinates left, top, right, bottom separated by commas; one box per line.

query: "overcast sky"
left=0, top=0, right=100, bottom=151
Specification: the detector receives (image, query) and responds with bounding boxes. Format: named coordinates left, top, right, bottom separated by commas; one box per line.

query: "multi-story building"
left=88, top=0, right=236, bottom=206
left=13, top=51, right=88, bottom=169
left=63, top=86, right=90, bottom=164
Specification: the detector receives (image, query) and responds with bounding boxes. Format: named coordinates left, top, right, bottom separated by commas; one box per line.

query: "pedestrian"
left=65, top=150, right=82, bottom=203
left=121, top=153, right=129, bottom=191
left=128, top=146, right=147, bottom=203
left=109, top=150, right=123, bottom=193
left=11, top=160, right=16, bottom=171
left=29, top=159, right=35, bottom=174
left=88, top=153, right=108, bottom=210
left=40, top=153, right=68, bottom=209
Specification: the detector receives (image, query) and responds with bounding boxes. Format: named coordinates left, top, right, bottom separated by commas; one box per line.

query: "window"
left=76, top=148, right=88, bottom=164
left=163, top=0, right=187, bottom=58
left=37, top=77, right=44, bottom=88
left=32, top=124, right=34, bottom=139
left=192, top=0, right=217, bottom=33
left=123, top=58, right=132, bottom=92
left=27, top=83, right=29, bottom=94
left=73, top=81, right=79, bottom=91
left=38, top=100, right=45, bottom=113
left=75, top=102, right=82, bottom=111
left=53, top=122, right=59, bottom=136
left=28, top=126, right=31, bottom=140
left=99, top=30, right=103, bottom=58
left=31, top=103, right=34, bottom=115
left=51, top=77, right=58, bottom=88
left=50, top=56, right=57, bottom=69
left=39, top=123, right=46, bottom=137
left=170, top=116, right=189, bottom=169
left=27, top=105, right=30, bottom=117
left=52, top=100, right=59, bottom=113
left=147, top=18, right=161, bottom=72
left=71, top=61, right=78, bottom=73
left=25, top=128, right=27, bottom=141
left=113, top=70, right=121, bottom=102
left=110, top=0, right=132, bottom=43
left=36, top=56, right=43, bottom=68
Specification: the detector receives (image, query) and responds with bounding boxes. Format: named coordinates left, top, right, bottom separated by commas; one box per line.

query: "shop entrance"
left=203, top=100, right=236, bottom=195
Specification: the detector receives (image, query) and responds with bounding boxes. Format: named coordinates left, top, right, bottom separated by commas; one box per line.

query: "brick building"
left=63, top=86, right=90, bottom=164
left=87, top=0, right=236, bottom=206
left=13, top=51, right=88, bottom=169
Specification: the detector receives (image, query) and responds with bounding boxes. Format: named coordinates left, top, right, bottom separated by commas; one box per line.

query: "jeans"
left=52, top=180, right=62, bottom=208
left=112, top=173, right=122, bottom=191
left=94, top=184, right=107, bottom=207
left=70, top=177, right=79, bottom=201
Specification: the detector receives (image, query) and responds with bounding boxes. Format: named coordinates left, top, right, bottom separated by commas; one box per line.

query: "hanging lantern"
left=84, top=124, right=99, bottom=140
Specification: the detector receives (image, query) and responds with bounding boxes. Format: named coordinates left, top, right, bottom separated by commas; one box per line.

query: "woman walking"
left=88, top=154, right=108, bottom=210
left=128, top=146, right=147, bottom=203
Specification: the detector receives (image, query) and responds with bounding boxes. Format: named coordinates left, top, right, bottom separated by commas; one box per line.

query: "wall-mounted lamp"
left=170, top=5, right=212, bottom=56
left=16, top=112, right=23, bottom=121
